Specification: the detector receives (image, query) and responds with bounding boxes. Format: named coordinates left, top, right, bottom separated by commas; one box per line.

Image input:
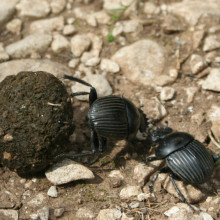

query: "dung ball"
left=0, top=71, right=74, bottom=176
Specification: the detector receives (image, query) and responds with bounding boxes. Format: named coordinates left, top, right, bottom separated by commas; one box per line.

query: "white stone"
left=73, top=7, right=87, bottom=19
left=160, top=87, right=175, bottom=101
left=185, top=87, right=198, bottom=103
left=200, top=212, right=213, bottom=220
left=140, top=97, right=167, bottom=120
left=51, top=34, right=70, bottom=53
left=47, top=186, right=58, bottom=198
left=190, top=54, right=207, bottom=74
left=30, top=16, right=64, bottom=33
left=37, top=206, right=49, bottom=220
left=0, top=0, right=18, bottom=28
left=86, top=14, right=97, bottom=27
left=5, top=33, right=52, bottom=58
left=202, top=68, right=220, bottom=92
left=203, top=35, right=220, bottom=52
left=76, top=207, right=95, bottom=219
left=100, top=58, right=120, bottom=73
left=6, top=18, right=22, bottom=33
left=164, top=206, right=180, bottom=217
left=71, top=74, right=112, bottom=101
left=0, top=209, right=18, bottom=220
left=0, top=43, right=9, bottom=61
left=71, top=34, right=91, bottom=57
left=85, top=57, right=100, bottom=66
left=54, top=208, right=64, bottom=217
left=168, top=0, right=220, bottom=26
left=50, top=0, right=66, bottom=14
left=103, top=0, right=138, bottom=17
left=111, top=40, right=165, bottom=87
left=119, top=185, right=142, bottom=199
left=143, top=2, right=160, bottom=14
left=0, top=59, right=73, bottom=82
left=109, top=170, right=124, bottom=180
left=97, top=208, right=122, bottom=220
left=137, top=193, right=150, bottom=201
left=16, top=0, right=50, bottom=18
left=45, top=159, right=95, bottom=185
left=63, top=24, right=76, bottom=35
left=68, top=58, right=79, bottom=69
left=93, top=10, right=111, bottom=25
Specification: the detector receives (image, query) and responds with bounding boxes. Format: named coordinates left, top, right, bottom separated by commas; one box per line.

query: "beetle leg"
left=71, top=92, right=90, bottom=96
left=54, top=151, right=95, bottom=161
left=89, top=87, right=97, bottom=106
left=98, top=137, right=107, bottom=152
left=144, top=156, right=158, bottom=162
left=169, top=173, right=193, bottom=209
left=149, top=167, right=169, bottom=192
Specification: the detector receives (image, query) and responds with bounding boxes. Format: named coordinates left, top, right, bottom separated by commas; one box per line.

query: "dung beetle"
left=144, top=126, right=220, bottom=207
left=56, top=75, right=148, bottom=160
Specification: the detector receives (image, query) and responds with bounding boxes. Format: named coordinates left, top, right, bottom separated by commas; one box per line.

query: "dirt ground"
left=0, top=0, right=220, bottom=219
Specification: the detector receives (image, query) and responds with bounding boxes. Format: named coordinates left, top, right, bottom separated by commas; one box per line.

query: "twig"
left=47, top=102, right=62, bottom=107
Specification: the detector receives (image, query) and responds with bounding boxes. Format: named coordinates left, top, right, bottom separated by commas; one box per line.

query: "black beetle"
left=144, top=126, right=220, bottom=207
left=56, top=75, right=149, bottom=160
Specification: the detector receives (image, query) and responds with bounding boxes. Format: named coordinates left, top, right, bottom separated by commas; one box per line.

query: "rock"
left=109, top=177, right=123, bottom=188
left=54, top=208, right=64, bottom=217
left=162, top=15, right=186, bottom=34
left=0, top=59, right=73, bottom=82
left=133, top=161, right=163, bottom=186
left=191, top=112, right=205, bottom=126
left=129, top=201, right=139, bottom=209
left=76, top=207, right=95, bottom=219
left=207, top=105, right=220, bottom=122
left=160, top=87, right=176, bottom=101
left=112, top=20, right=143, bottom=36
left=100, top=58, right=120, bottom=73
left=16, top=0, right=50, bottom=18
left=109, top=170, right=124, bottom=180
left=0, top=43, right=9, bottom=61
left=28, top=193, right=47, bottom=207
left=86, top=14, right=97, bottom=27
left=203, top=35, right=220, bottom=52
left=45, top=159, right=95, bottom=185
left=185, top=87, right=199, bottom=103
left=6, top=18, right=22, bottom=34
left=137, top=193, right=150, bottom=201
left=37, top=206, right=49, bottom=220
left=202, top=68, right=220, bottom=92
left=47, top=186, right=58, bottom=198
left=103, top=0, right=138, bottom=17
left=71, top=34, right=91, bottom=57
left=164, top=206, right=180, bottom=217
left=211, top=119, right=220, bottom=142
left=30, top=16, right=64, bottom=33
left=0, top=190, right=21, bottom=209
left=51, top=34, right=70, bottom=53
left=71, top=74, right=113, bottom=101
left=97, top=208, right=122, bottom=220
left=93, top=10, right=111, bottom=25
left=63, top=24, right=77, bottom=36
left=193, top=30, right=205, bottom=49
left=143, top=2, right=160, bottom=14
left=85, top=57, right=100, bottom=67
left=5, top=33, right=52, bottom=58
left=50, top=0, right=66, bottom=14
left=0, top=72, right=74, bottom=176
left=121, top=213, right=134, bottom=220
left=119, top=185, right=142, bottom=199
left=168, top=0, right=220, bottom=26
left=68, top=58, right=80, bottom=69
left=140, top=97, right=167, bottom=120
left=164, top=177, right=204, bottom=203
left=0, top=0, right=18, bottom=29
left=200, top=212, right=214, bottom=220
left=190, top=54, right=207, bottom=74
left=0, top=209, right=18, bottom=220
left=111, top=40, right=165, bottom=87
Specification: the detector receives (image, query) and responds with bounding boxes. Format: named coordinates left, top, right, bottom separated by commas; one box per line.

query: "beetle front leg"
left=149, top=167, right=169, bottom=192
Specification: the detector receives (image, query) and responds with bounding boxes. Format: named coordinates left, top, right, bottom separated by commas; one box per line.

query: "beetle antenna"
left=63, top=75, right=93, bottom=88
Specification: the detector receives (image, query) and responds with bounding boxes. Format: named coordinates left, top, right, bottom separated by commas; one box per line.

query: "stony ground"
left=0, top=0, right=220, bottom=219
